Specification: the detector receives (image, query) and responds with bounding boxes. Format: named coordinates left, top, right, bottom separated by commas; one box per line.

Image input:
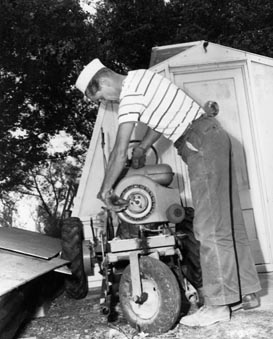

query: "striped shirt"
left=118, top=69, right=204, bottom=142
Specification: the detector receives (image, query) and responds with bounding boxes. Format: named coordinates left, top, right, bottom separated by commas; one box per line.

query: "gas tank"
left=126, top=164, right=174, bottom=186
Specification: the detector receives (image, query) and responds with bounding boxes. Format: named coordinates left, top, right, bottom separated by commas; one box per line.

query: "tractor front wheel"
left=119, top=256, right=181, bottom=334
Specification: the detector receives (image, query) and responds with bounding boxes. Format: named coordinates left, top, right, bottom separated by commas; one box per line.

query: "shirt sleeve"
left=118, top=95, right=146, bottom=124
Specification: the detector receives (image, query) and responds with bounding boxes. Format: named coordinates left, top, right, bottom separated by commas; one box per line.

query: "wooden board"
left=0, top=227, right=61, bottom=259
left=0, top=249, right=68, bottom=296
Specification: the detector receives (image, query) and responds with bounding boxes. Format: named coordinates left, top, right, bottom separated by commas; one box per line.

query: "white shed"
left=73, top=41, right=273, bottom=273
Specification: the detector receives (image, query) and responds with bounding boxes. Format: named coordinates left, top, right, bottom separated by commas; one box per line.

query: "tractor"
left=62, top=145, right=201, bottom=335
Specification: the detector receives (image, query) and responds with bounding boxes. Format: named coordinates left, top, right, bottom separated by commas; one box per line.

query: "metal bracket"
left=129, top=252, right=142, bottom=302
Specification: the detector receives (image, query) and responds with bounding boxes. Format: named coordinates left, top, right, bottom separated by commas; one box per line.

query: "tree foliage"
left=93, top=0, right=273, bottom=70
left=0, top=193, right=17, bottom=227
left=32, top=158, right=81, bottom=237
left=93, top=0, right=176, bottom=70
left=0, top=0, right=98, bottom=195
left=168, top=0, right=273, bottom=56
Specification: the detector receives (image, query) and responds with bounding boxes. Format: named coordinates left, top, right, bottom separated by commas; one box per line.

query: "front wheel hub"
left=130, top=278, right=159, bottom=319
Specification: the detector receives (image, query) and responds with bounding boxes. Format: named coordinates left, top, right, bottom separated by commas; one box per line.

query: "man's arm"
left=138, top=127, right=162, bottom=151
left=97, top=121, right=135, bottom=200
left=132, top=127, right=162, bottom=168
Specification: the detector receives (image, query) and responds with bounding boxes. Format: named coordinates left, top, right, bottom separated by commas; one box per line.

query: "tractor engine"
left=115, top=163, right=185, bottom=226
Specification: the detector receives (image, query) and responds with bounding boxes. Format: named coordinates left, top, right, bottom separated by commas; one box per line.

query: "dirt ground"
left=16, top=288, right=273, bottom=339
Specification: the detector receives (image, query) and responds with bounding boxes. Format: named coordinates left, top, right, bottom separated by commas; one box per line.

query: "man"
left=75, top=58, right=261, bottom=327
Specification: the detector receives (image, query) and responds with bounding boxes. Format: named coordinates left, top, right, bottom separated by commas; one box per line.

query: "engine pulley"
left=119, top=184, right=155, bottom=223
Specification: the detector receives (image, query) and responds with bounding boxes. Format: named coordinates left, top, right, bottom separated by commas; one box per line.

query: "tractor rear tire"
left=119, top=256, right=181, bottom=334
left=61, top=217, right=88, bottom=299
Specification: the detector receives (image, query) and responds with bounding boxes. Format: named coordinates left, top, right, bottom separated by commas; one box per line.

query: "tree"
left=0, top=0, right=98, bottom=196
left=93, top=0, right=176, bottom=70
left=93, top=0, right=273, bottom=72
left=21, top=157, right=82, bottom=236
left=0, top=193, right=18, bottom=227
left=166, top=0, right=273, bottom=58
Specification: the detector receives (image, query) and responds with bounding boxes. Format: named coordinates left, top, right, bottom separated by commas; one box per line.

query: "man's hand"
left=131, top=146, right=146, bottom=169
left=203, top=100, right=219, bottom=117
left=97, top=190, right=129, bottom=212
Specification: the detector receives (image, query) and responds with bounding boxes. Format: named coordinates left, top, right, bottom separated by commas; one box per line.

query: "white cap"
left=75, top=58, right=106, bottom=94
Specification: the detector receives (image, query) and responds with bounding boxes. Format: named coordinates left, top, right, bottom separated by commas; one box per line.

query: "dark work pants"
left=174, top=116, right=261, bottom=305
left=176, top=207, right=203, bottom=290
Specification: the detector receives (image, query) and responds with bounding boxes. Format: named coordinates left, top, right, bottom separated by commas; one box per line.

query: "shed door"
left=172, top=67, right=264, bottom=265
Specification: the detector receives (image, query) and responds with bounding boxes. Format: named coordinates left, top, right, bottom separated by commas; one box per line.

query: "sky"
left=80, top=0, right=97, bottom=14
